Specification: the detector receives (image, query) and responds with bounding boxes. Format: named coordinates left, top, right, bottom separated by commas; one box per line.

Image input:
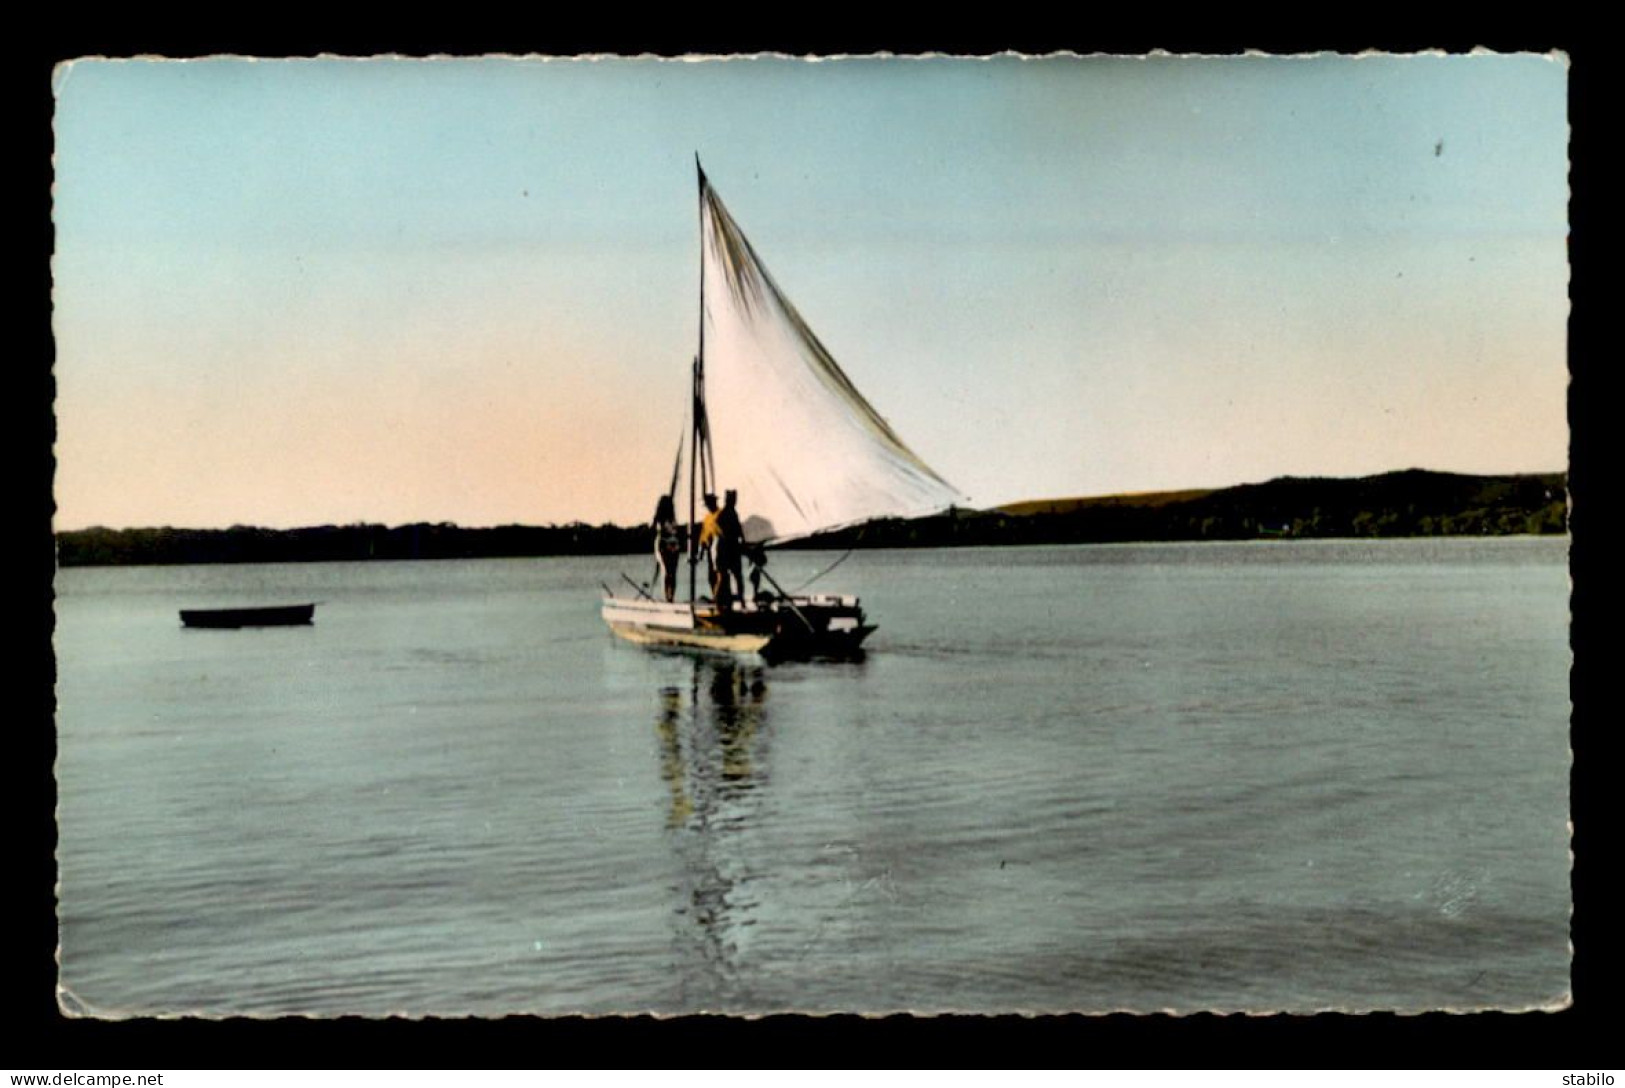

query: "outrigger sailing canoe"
left=600, top=162, right=961, bottom=659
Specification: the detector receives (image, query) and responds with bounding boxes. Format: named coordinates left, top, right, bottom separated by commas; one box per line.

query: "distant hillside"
left=785, top=469, right=1567, bottom=551
left=55, top=470, right=1566, bottom=567
left=997, top=489, right=1215, bottom=517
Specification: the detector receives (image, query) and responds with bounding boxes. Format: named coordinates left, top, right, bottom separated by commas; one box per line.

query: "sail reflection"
left=655, top=657, right=771, bottom=1007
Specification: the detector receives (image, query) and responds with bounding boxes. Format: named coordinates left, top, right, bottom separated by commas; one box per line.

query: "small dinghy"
left=179, top=603, right=316, bottom=629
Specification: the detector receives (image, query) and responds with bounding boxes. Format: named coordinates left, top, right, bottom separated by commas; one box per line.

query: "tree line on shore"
left=793, top=469, right=1568, bottom=551
left=56, top=469, right=1566, bottom=567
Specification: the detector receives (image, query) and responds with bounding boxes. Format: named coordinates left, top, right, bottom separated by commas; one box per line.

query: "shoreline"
left=55, top=469, right=1566, bottom=569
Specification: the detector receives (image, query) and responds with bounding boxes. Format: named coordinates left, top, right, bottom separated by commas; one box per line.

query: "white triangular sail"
left=696, top=170, right=961, bottom=544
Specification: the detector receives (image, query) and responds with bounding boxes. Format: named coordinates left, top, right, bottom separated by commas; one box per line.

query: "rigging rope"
left=788, top=548, right=854, bottom=593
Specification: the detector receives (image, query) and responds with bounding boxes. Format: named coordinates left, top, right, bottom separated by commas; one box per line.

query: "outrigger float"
left=601, top=593, right=874, bottom=660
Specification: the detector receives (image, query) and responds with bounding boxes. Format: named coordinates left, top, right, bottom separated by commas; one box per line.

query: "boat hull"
left=180, top=603, right=317, bottom=628
left=601, top=594, right=873, bottom=660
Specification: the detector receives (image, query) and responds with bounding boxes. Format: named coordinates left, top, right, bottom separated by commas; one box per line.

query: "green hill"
left=785, top=469, right=1567, bottom=550
left=54, top=469, right=1567, bottom=567
left=996, top=489, right=1215, bottom=516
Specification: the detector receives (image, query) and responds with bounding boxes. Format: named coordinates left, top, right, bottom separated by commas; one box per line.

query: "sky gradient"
left=52, top=53, right=1570, bottom=531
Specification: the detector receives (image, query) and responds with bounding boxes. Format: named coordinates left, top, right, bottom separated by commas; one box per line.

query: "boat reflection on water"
left=654, top=657, right=771, bottom=1008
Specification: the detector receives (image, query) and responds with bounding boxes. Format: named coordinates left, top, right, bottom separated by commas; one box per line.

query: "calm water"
left=53, top=539, right=1571, bottom=1016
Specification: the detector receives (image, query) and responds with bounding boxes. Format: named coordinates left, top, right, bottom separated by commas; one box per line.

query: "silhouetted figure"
left=745, top=542, right=767, bottom=601
left=651, top=494, right=682, bottom=602
left=715, top=489, right=745, bottom=610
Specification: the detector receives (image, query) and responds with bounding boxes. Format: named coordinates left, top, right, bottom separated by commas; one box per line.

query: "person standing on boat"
left=745, top=542, right=768, bottom=601
left=716, top=489, right=746, bottom=610
left=695, top=492, right=722, bottom=602
left=651, top=494, right=683, bottom=603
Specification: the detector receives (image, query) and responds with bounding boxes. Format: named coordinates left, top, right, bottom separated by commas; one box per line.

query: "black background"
left=17, top=15, right=1606, bottom=1069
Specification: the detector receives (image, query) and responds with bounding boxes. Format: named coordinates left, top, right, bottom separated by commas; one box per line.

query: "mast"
left=688, top=157, right=706, bottom=607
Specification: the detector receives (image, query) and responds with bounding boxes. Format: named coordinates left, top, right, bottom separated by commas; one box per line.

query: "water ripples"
left=54, top=543, right=1571, bottom=1014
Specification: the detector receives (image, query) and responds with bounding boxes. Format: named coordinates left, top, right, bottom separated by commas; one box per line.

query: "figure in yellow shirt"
left=693, top=490, right=747, bottom=609
left=694, top=492, right=722, bottom=602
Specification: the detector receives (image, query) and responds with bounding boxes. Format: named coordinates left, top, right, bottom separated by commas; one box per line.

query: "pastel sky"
left=52, top=53, right=1569, bottom=531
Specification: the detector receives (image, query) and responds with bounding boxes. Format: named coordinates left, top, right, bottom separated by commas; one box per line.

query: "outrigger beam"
left=753, top=563, right=816, bottom=634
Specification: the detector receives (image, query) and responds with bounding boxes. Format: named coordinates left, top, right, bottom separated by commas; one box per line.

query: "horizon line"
left=50, top=465, right=1568, bottom=535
